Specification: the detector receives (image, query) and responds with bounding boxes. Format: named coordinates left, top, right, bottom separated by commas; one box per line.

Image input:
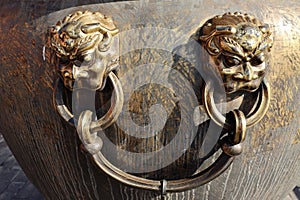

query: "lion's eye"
left=73, top=60, right=82, bottom=67
left=250, top=54, right=265, bottom=66
left=223, top=56, right=241, bottom=67
left=59, top=57, right=70, bottom=65
left=72, top=55, right=86, bottom=67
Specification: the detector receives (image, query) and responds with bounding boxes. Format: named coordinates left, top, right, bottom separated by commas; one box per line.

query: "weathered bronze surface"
left=0, top=1, right=299, bottom=199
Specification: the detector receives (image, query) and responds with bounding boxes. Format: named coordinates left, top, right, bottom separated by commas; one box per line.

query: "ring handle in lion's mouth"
left=50, top=10, right=123, bottom=133
left=49, top=11, right=272, bottom=196
left=54, top=72, right=123, bottom=131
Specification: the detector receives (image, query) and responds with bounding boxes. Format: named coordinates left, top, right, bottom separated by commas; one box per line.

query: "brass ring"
left=219, top=109, right=246, bottom=156
left=54, top=72, right=123, bottom=130
left=78, top=107, right=235, bottom=192
left=221, top=138, right=243, bottom=156
left=203, top=79, right=270, bottom=128
left=227, top=110, right=247, bottom=144
left=93, top=145, right=234, bottom=192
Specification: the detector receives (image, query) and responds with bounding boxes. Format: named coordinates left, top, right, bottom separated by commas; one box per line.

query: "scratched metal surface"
left=0, top=0, right=299, bottom=199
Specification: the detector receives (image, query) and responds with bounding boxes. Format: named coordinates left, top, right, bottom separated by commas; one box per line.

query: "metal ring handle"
left=94, top=151, right=233, bottom=192
left=78, top=109, right=236, bottom=192
left=203, top=79, right=270, bottom=128
left=54, top=72, right=123, bottom=130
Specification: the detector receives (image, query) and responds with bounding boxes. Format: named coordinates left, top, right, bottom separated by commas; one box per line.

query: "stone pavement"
left=0, top=132, right=299, bottom=200
left=0, top=134, right=43, bottom=200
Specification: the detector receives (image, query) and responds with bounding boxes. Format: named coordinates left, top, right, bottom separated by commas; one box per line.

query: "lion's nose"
left=242, top=62, right=254, bottom=81
left=73, top=65, right=89, bottom=79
